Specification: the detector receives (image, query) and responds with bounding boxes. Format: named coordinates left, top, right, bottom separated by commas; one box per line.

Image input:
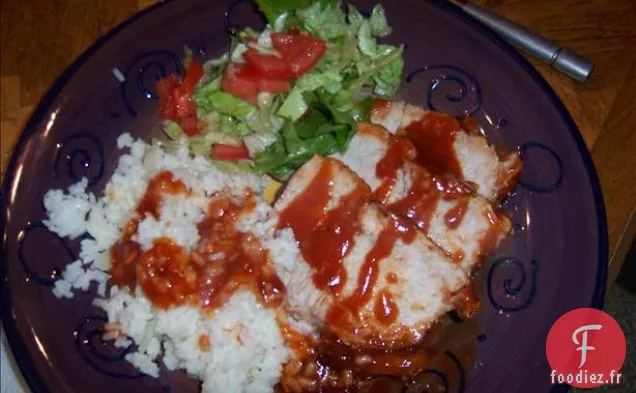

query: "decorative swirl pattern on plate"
left=406, top=65, right=482, bottom=118
left=75, top=315, right=144, bottom=379
left=54, top=133, right=105, bottom=185
left=17, top=222, right=68, bottom=286
left=487, top=258, right=537, bottom=312
left=408, top=351, right=466, bottom=393
left=120, top=50, right=183, bottom=117
left=518, top=142, right=564, bottom=193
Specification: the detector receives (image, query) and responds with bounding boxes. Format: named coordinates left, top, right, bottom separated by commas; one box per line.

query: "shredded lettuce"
left=180, top=0, right=404, bottom=177
left=211, top=160, right=253, bottom=173
left=253, top=0, right=339, bottom=25
left=246, top=93, right=285, bottom=135
left=369, top=5, right=391, bottom=37
left=254, top=119, right=339, bottom=180
left=202, top=90, right=255, bottom=117
left=278, top=90, right=308, bottom=121
left=296, top=2, right=348, bottom=39
left=296, top=69, right=343, bottom=94
left=162, top=120, right=242, bottom=156
left=346, top=5, right=365, bottom=32
left=163, top=120, right=186, bottom=141
left=373, top=54, right=404, bottom=97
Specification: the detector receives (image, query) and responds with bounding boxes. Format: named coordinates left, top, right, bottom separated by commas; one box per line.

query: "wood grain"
left=1, top=0, right=635, bottom=286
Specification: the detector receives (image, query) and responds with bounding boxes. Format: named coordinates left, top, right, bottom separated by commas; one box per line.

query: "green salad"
left=156, top=0, right=404, bottom=180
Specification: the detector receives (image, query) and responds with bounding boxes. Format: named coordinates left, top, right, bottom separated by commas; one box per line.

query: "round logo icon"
left=546, top=308, right=626, bottom=388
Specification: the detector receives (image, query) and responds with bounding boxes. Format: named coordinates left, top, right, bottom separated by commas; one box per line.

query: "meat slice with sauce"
left=274, top=156, right=469, bottom=350
left=371, top=100, right=522, bottom=202
left=332, top=122, right=512, bottom=272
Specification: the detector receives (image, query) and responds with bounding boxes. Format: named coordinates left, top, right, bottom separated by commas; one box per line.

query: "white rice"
left=95, top=288, right=289, bottom=393
left=42, top=134, right=296, bottom=392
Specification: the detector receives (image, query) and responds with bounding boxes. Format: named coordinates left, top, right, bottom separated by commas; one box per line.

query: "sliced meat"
left=371, top=100, right=522, bottom=201
left=274, top=156, right=469, bottom=349
left=332, top=123, right=512, bottom=272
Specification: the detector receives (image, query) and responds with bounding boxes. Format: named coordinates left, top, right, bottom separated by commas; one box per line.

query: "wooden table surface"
left=1, top=0, right=635, bottom=286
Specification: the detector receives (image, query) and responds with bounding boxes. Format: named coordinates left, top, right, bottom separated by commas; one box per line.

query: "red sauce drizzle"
left=136, top=237, right=195, bottom=309
left=386, top=169, right=440, bottom=232
left=110, top=172, right=284, bottom=311
left=453, top=284, right=481, bottom=320
left=371, top=98, right=391, bottom=119
left=316, top=334, right=432, bottom=378
left=110, top=171, right=188, bottom=291
left=478, top=209, right=506, bottom=256
left=372, top=135, right=474, bottom=234
left=461, top=116, right=479, bottom=134
left=327, top=216, right=415, bottom=333
left=373, top=137, right=413, bottom=203
left=444, top=198, right=469, bottom=230
left=109, top=220, right=141, bottom=291
left=137, top=171, right=188, bottom=218
left=374, top=290, right=399, bottom=325
left=277, top=161, right=331, bottom=239
left=385, top=272, right=398, bottom=284
left=278, top=160, right=367, bottom=294
left=402, top=111, right=463, bottom=176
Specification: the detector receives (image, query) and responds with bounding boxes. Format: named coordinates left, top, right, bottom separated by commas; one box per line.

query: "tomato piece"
left=173, top=89, right=197, bottom=118
left=271, top=33, right=298, bottom=58
left=178, top=116, right=200, bottom=137
left=174, top=60, right=204, bottom=97
left=287, top=37, right=326, bottom=78
left=155, top=76, right=179, bottom=119
left=244, top=49, right=293, bottom=79
left=271, top=32, right=326, bottom=78
left=221, top=63, right=260, bottom=106
left=211, top=143, right=250, bottom=161
left=156, top=75, right=178, bottom=98
left=259, top=78, right=290, bottom=94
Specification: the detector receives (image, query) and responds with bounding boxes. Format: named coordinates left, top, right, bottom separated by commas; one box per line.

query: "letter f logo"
left=572, top=324, right=602, bottom=368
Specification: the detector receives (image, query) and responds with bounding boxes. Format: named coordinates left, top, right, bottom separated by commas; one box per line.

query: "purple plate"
left=0, top=1, right=607, bottom=392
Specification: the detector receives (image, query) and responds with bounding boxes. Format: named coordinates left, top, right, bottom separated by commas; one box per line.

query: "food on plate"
left=333, top=121, right=513, bottom=270
left=371, top=100, right=522, bottom=201
left=156, top=0, right=404, bottom=180
left=273, top=156, right=472, bottom=350
left=40, top=1, right=522, bottom=392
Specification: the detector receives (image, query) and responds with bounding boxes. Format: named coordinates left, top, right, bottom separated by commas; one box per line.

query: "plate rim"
left=0, top=1, right=608, bottom=392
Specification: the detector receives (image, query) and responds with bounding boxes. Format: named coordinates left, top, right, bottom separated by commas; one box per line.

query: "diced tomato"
left=156, top=75, right=179, bottom=98
left=221, top=31, right=324, bottom=105
left=271, top=33, right=298, bottom=58
left=221, top=63, right=261, bottom=106
left=174, top=60, right=204, bottom=98
left=156, top=60, right=205, bottom=133
left=178, top=116, right=200, bottom=137
left=259, top=78, right=290, bottom=94
left=211, top=143, right=250, bottom=161
left=271, top=32, right=326, bottom=78
left=244, top=49, right=293, bottom=79
left=289, top=40, right=326, bottom=77
left=155, top=76, right=179, bottom=119
left=173, top=89, right=197, bottom=118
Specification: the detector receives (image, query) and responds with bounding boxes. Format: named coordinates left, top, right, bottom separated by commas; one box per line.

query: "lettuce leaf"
left=187, top=0, right=404, bottom=177
left=253, top=0, right=338, bottom=25
left=369, top=5, right=391, bottom=37
left=278, top=90, right=308, bottom=121
left=245, top=92, right=285, bottom=135
left=373, top=54, right=404, bottom=96
left=296, top=2, right=348, bottom=39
